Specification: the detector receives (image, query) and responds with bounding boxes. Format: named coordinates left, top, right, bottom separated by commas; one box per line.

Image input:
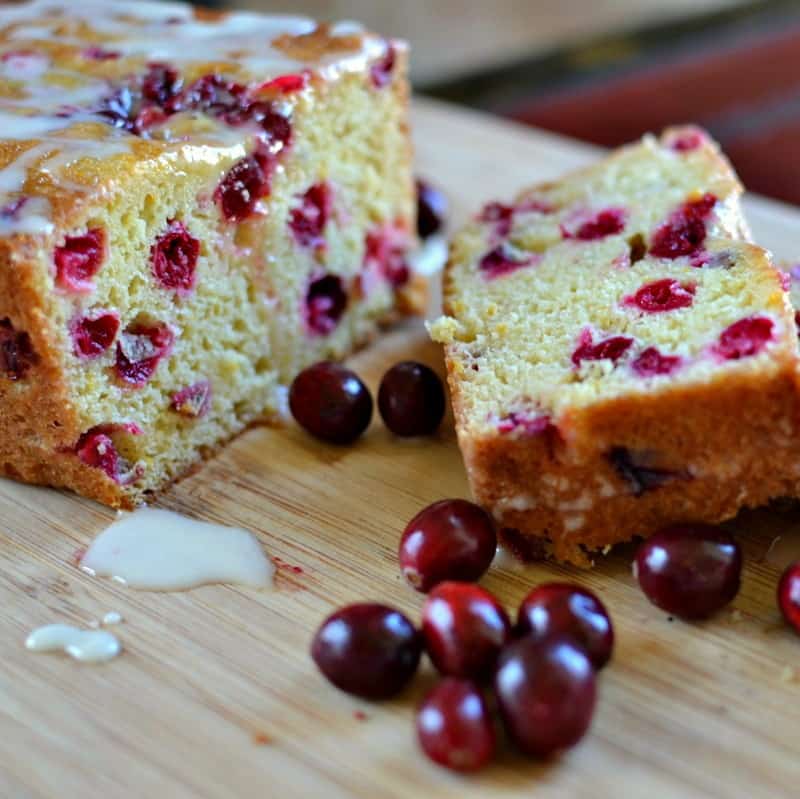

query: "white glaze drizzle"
left=80, top=507, right=274, bottom=591
left=25, top=623, right=122, bottom=662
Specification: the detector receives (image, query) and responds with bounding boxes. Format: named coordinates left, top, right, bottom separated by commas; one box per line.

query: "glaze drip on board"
left=80, top=507, right=274, bottom=591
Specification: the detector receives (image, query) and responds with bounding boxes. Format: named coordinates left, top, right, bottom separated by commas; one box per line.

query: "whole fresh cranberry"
left=416, top=179, right=447, bottom=239
left=399, top=499, right=497, bottom=592
left=777, top=562, right=800, bottom=634
left=378, top=361, right=445, bottom=437
left=495, top=637, right=597, bottom=758
left=311, top=603, right=421, bottom=699
left=289, top=361, right=372, bottom=445
left=516, top=583, right=614, bottom=669
left=416, top=678, right=495, bottom=772
left=634, top=525, right=742, bottom=619
left=421, top=581, right=511, bottom=679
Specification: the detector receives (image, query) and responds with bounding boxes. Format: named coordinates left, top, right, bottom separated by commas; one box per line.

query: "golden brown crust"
left=448, top=351, right=800, bottom=566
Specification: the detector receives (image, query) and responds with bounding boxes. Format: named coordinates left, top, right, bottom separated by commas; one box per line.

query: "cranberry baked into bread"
left=0, top=0, right=417, bottom=507
left=430, top=127, right=800, bottom=565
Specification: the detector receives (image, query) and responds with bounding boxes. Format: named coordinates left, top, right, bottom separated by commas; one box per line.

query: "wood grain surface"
left=1, top=98, right=800, bottom=799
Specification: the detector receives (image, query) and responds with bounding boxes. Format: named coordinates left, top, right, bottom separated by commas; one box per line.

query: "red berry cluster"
left=289, top=360, right=446, bottom=442
left=311, top=498, right=613, bottom=772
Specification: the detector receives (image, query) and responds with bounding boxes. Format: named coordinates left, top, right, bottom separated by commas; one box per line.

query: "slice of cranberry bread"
left=430, top=127, right=800, bottom=565
left=0, top=0, right=418, bottom=507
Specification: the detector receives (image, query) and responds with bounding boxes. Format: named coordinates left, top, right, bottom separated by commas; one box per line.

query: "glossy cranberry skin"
left=634, top=525, right=742, bottom=619
left=289, top=361, right=372, bottom=445
left=311, top=603, right=421, bottom=699
left=416, top=678, right=495, bottom=772
left=378, top=361, right=445, bottom=437
left=516, top=583, right=614, bottom=670
left=399, top=499, right=496, bottom=593
left=422, top=582, right=511, bottom=679
left=479, top=244, right=534, bottom=279
left=416, top=179, right=447, bottom=239
left=624, top=279, right=696, bottom=313
left=778, top=563, right=800, bottom=634
left=495, top=638, right=597, bottom=758
left=215, top=153, right=272, bottom=222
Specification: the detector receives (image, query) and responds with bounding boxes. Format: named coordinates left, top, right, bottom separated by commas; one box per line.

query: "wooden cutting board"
left=2, top=98, right=800, bottom=799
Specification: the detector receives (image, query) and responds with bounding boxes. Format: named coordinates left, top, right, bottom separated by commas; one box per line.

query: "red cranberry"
left=378, top=361, right=445, bottom=437
left=571, top=329, right=633, bottom=367
left=311, top=603, right=421, bottom=699
left=0, top=318, right=37, bottom=380
left=478, top=201, right=515, bottom=238
left=364, top=227, right=410, bottom=288
left=258, top=73, right=308, bottom=94
left=115, top=322, right=174, bottom=387
left=516, top=583, right=614, bottom=670
left=290, top=182, right=332, bottom=250
left=96, top=86, right=136, bottom=131
left=631, top=347, right=682, bottom=377
left=624, top=278, right=696, bottom=313
left=416, top=179, right=448, bottom=239
left=479, top=243, right=536, bottom=279
left=214, top=153, right=271, bottom=222
left=171, top=380, right=212, bottom=418
left=607, top=447, right=680, bottom=496
left=370, top=42, right=396, bottom=88
left=563, top=208, right=626, bottom=241
left=70, top=310, right=119, bottom=359
left=634, top=525, right=742, bottom=619
left=54, top=228, right=105, bottom=292
left=304, top=274, right=348, bottom=336
left=496, top=411, right=554, bottom=436
left=416, top=678, right=495, bottom=772
left=173, top=73, right=247, bottom=119
left=74, top=423, right=143, bottom=484
left=495, top=638, right=596, bottom=758
left=82, top=46, right=120, bottom=61
left=713, top=316, right=774, bottom=360
left=421, top=582, right=511, bottom=679
left=289, top=361, right=372, bottom=445
left=778, top=563, right=800, bottom=634
left=151, top=219, right=199, bottom=295
left=667, top=128, right=707, bottom=152
left=399, top=499, right=497, bottom=592
left=649, top=193, right=717, bottom=259
left=141, top=62, right=182, bottom=106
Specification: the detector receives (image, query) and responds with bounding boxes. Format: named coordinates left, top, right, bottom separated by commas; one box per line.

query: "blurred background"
left=190, top=2, right=800, bottom=204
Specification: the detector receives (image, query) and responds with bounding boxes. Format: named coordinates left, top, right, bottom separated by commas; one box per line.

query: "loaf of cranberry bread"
left=0, top=0, right=417, bottom=507
left=430, top=127, right=800, bottom=565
